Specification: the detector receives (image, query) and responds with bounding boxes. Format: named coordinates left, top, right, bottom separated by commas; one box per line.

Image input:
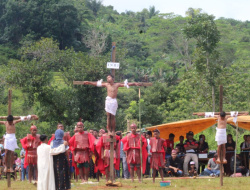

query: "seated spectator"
left=188, top=161, right=197, bottom=177
left=203, top=153, right=220, bottom=177
left=176, top=136, right=185, bottom=154
left=165, top=150, right=183, bottom=177
left=225, top=134, right=235, bottom=175
left=241, top=135, right=250, bottom=168
left=230, top=154, right=248, bottom=176
left=198, top=134, right=209, bottom=153
left=183, top=131, right=198, bottom=176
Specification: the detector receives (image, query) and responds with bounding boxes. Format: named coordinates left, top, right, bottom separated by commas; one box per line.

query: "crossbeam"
left=73, top=81, right=153, bottom=87
left=0, top=116, right=22, bottom=120
left=193, top=111, right=248, bottom=116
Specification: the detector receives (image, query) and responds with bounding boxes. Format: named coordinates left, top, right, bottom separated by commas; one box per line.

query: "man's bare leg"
left=97, top=170, right=99, bottom=182
left=216, top=145, right=221, bottom=164
left=79, top=168, right=85, bottom=183
left=107, top=113, right=112, bottom=135
left=222, top=144, right=227, bottom=164
left=28, top=165, right=33, bottom=183
left=130, top=165, right=134, bottom=182
left=84, top=167, right=89, bottom=181
left=4, top=150, right=8, bottom=172
left=105, top=167, right=110, bottom=182
left=136, top=166, right=142, bottom=183
left=34, top=165, right=38, bottom=181
left=159, top=168, right=164, bottom=181
left=152, top=169, right=156, bottom=183
left=111, top=115, right=116, bottom=136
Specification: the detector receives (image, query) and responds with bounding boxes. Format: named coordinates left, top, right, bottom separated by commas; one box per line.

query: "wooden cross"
left=73, top=42, right=152, bottom=184
left=193, top=85, right=249, bottom=186
left=0, top=90, right=38, bottom=188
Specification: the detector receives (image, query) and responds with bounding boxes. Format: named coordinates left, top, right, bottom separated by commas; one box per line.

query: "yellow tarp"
left=146, top=118, right=217, bottom=139
left=227, top=116, right=250, bottom=130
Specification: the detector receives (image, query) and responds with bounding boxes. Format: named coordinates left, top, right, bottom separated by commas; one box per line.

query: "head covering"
left=77, top=122, right=84, bottom=126
left=190, top=161, right=195, bottom=165
left=130, top=123, right=137, bottom=128
left=187, top=131, right=194, bottom=136
left=52, top=129, right=64, bottom=148
left=30, top=125, right=37, bottom=131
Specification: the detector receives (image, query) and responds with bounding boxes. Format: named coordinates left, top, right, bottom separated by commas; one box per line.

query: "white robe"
left=37, top=143, right=66, bottom=190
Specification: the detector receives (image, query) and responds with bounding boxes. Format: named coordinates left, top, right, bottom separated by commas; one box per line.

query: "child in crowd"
left=14, top=152, right=22, bottom=180
left=188, top=161, right=197, bottom=177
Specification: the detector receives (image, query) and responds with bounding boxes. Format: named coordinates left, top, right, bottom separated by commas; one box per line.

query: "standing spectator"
left=165, top=133, right=175, bottom=159
left=198, top=134, right=209, bottom=153
left=120, top=140, right=129, bottom=179
left=116, top=131, right=122, bottom=178
left=145, top=131, right=152, bottom=177
left=225, top=134, right=235, bottom=175
left=230, top=154, right=248, bottom=176
left=240, top=135, right=247, bottom=151
left=20, top=148, right=28, bottom=181
left=183, top=131, right=198, bottom=176
left=165, top=150, right=183, bottom=177
left=0, top=138, right=4, bottom=152
left=203, top=153, right=220, bottom=176
left=241, top=135, right=250, bottom=168
left=176, top=136, right=185, bottom=154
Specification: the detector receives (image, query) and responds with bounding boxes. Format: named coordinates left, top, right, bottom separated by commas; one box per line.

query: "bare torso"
left=5, top=121, right=16, bottom=134
left=217, top=116, right=230, bottom=129
left=106, top=83, right=119, bottom=99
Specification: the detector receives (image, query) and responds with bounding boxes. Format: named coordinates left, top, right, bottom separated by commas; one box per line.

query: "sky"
left=102, top=0, right=250, bottom=21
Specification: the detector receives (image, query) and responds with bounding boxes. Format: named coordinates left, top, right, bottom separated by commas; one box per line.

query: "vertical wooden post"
left=7, top=89, right=12, bottom=187
left=8, top=89, right=12, bottom=115
left=109, top=42, right=116, bottom=183
left=111, top=42, right=116, bottom=79
left=219, top=85, right=223, bottom=186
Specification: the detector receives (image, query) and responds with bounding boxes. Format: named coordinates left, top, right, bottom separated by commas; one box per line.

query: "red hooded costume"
left=20, top=134, right=41, bottom=168
left=69, top=131, right=95, bottom=163
left=149, top=137, right=167, bottom=170
left=95, top=134, right=120, bottom=174
left=121, top=133, right=148, bottom=174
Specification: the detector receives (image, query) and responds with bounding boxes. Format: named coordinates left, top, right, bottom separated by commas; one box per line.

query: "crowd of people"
left=0, top=117, right=250, bottom=189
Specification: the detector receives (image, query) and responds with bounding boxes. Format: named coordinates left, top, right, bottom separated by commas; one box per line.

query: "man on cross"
left=197, top=111, right=248, bottom=164
left=0, top=115, right=38, bottom=172
left=82, top=74, right=142, bottom=136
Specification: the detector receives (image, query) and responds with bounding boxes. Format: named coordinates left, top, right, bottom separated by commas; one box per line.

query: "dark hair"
left=179, top=135, right=184, bottom=139
left=220, top=111, right=226, bottom=118
left=14, top=152, right=18, bottom=157
left=40, top=134, right=47, bottom=142
left=7, top=115, right=14, bottom=122
left=116, top=131, right=121, bottom=136
left=93, top=129, right=98, bottom=132
left=227, top=134, right=233, bottom=138
left=107, top=74, right=114, bottom=79
left=169, top=133, right=175, bottom=138
left=147, top=131, right=152, bottom=136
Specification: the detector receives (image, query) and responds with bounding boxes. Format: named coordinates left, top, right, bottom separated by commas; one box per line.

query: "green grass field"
left=0, top=177, right=250, bottom=190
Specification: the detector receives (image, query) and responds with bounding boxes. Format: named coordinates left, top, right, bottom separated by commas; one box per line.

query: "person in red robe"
left=121, top=124, right=148, bottom=182
left=96, top=131, right=120, bottom=182
left=69, top=122, right=96, bottom=184
left=48, top=123, right=71, bottom=145
left=71, top=127, right=79, bottom=182
left=150, top=129, right=167, bottom=183
left=20, top=125, right=41, bottom=183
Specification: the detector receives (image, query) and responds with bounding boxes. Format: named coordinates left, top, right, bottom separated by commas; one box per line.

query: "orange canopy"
left=227, top=116, right=250, bottom=130
left=146, top=118, right=217, bottom=140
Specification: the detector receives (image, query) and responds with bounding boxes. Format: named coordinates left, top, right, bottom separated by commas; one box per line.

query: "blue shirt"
left=120, top=142, right=126, bottom=158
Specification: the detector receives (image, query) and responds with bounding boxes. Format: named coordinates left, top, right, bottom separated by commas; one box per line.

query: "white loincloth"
left=105, top=96, right=118, bottom=116
left=215, top=128, right=227, bottom=145
left=4, top=133, right=19, bottom=151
